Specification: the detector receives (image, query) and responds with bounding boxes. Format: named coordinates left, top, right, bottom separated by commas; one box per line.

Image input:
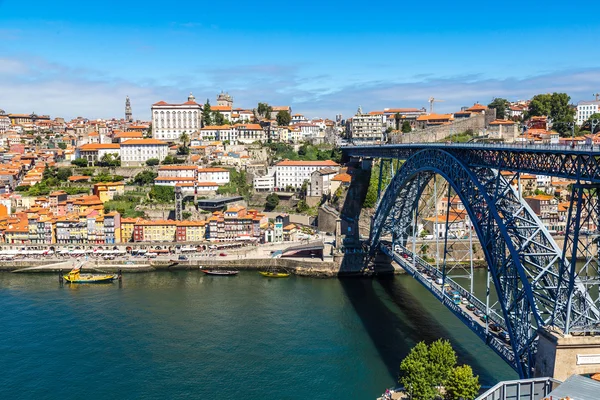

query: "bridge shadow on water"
left=338, top=274, right=500, bottom=385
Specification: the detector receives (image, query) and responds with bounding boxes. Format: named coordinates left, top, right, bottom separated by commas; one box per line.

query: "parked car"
left=178, top=255, right=188, bottom=261
left=219, top=253, right=227, bottom=257
left=423, top=234, right=434, bottom=240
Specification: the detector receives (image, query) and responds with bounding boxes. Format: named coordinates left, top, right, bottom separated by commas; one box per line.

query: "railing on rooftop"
left=475, top=377, right=560, bottom=400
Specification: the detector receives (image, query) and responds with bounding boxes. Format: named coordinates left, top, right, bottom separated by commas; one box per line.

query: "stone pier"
left=535, top=327, right=600, bottom=381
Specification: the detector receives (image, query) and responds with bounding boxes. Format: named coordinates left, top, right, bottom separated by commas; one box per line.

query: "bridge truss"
left=358, top=147, right=600, bottom=378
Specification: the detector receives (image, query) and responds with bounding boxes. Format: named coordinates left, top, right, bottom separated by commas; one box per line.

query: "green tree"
left=212, top=111, right=225, bottom=126
left=394, top=112, right=401, bottom=131
left=527, top=93, right=575, bottom=136
left=146, top=158, right=160, bottom=166
left=149, top=185, right=175, bottom=203
left=56, top=167, right=72, bottom=182
left=276, top=110, right=291, bottom=126
left=401, top=120, right=412, bottom=133
left=487, top=98, right=509, bottom=120
left=444, top=365, right=480, bottom=400
left=182, top=211, right=192, bottom=220
left=296, top=199, right=309, bottom=213
left=71, top=158, right=89, bottom=168
left=265, top=193, right=280, bottom=210
left=180, top=132, right=190, bottom=146
left=581, top=113, right=600, bottom=133
left=265, top=106, right=273, bottom=120
left=257, top=102, right=269, bottom=117
left=428, top=339, right=457, bottom=387
left=162, top=154, right=175, bottom=165
left=133, top=170, right=158, bottom=185
left=399, top=342, right=437, bottom=400
left=202, top=99, right=212, bottom=127
left=58, top=142, right=67, bottom=150
left=99, top=153, right=121, bottom=167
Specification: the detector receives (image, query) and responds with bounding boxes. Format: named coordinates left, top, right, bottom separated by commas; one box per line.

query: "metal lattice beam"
left=369, top=148, right=600, bottom=377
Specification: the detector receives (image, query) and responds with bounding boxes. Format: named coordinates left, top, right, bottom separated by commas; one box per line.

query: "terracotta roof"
left=211, top=106, right=232, bottom=111
left=276, top=160, right=339, bottom=167
left=121, top=139, right=168, bottom=145
left=332, top=173, right=351, bottom=183
left=79, top=143, right=120, bottom=150
left=197, top=167, right=229, bottom=173
left=114, top=131, right=143, bottom=138
left=489, top=119, right=516, bottom=125
left=467, top=103, right=488, bottom=111
left=154, top=177, right=197, bottom=181
left=416, top=114, right=454, bottom=121
left=158, top=165, right=198, bottom=170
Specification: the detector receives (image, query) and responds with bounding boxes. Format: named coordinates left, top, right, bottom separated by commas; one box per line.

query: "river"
left=0, top=270, right=516, bottom=399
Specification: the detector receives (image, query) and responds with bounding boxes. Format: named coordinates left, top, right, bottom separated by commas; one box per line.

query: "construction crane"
left=428, top=97, right=445, bottom=114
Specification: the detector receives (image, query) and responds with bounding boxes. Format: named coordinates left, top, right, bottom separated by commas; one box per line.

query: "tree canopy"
left=487, top=98, right=510, bottom=120
left=527, top=93, right=575, bottom=136
left=276, top=110, right=291, bottom=126
left=133, top=170, right=158, bottom=186
left=399, top=340, right=479, bottom=400
left=149, top=185, right=174, bottom=203
left=202, top=99, right=212, bottom=127
left=265, top=193, right=279, bottom=210
left=401, top=120, right=412, bottom=133
left=71, top=158, right=89, bottom=168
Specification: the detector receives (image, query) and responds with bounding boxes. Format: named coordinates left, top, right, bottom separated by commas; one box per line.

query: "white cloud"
left=1, top=55, right=600, bottom=121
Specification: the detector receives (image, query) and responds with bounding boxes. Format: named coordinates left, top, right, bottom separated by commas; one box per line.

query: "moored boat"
left=63, top=265, right=118, bottom=284
left=259, top=271, right=290, bottom=278
left=201, top=270, right=239, bottom=276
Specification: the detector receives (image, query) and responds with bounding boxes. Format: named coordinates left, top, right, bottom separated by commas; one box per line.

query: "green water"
left=0, top=270, right=516, bottom=399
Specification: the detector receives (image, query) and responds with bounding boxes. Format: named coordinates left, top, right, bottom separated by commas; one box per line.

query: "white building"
left=254, top=168, right=276, bottom=191
left=576, top=100, right=600, bottom=126
left=151, top=93, right=202, bottom=142
left=210, top=106, right=232, bottom=122
left=78, top=143, right=121, bottom=165
left=290, top=114, right=307, bottom=125
left=197, top=167, right=230, bottom=185
left=157, top=165, right=198, bottom=179
left=154, top=176, right=197, bottom=186
left=120, top=139, right=169, bottom=167
left=347, top=106, right=385, bottom=144
left=0, top=109, right=10, bottom=134
left=200, top=125, right=236, bottom=142
left=274, top=160, right=340, bottom=190
left=235, top=124, right=266, bottom=144
left=294, top=123, right=320, bottom=140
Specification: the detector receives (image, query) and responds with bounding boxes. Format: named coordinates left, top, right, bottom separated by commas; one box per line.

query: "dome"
left=188, top=92, right=196, bottom=102
left=0, top=109, right=6, bottom=116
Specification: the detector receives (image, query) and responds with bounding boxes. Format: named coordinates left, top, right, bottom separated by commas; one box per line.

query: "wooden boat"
left=63, top=265, right=118, bottom=284
left=201, top=270, right=239, bottom=276
left=259, top=271, right=290, bottom=278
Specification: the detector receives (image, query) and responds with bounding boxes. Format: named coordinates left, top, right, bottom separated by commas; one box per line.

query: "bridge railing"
left=380, top=243, right=516, bottom=366
left=344, top=141, right=598, bottom=153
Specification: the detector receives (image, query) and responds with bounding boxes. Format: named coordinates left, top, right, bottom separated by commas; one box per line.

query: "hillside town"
left=0, top=91, right=598, bottom=248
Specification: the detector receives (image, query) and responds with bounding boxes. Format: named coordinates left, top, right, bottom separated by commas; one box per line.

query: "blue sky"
left=1, top=0, right=600, bottom=120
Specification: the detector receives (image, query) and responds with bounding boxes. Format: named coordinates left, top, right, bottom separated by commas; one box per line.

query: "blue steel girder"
left=369, top=148, right=598, bottom=378
left=343, top=144, right=600, bottom=183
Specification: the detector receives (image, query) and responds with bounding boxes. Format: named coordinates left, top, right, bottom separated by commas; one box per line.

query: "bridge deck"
left=379, top=242, right=517, bottom=369
left=343, top=142, right=600, bottom=183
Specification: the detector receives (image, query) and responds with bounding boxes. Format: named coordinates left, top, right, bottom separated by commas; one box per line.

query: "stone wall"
left=392, top=114, right=487, bottom=144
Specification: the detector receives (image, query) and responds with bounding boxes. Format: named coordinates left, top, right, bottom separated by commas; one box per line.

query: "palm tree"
left=180, top=132, right=189, bottom=147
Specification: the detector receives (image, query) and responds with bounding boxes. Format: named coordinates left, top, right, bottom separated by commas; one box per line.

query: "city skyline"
left=1, top=0, right=600, bottom=119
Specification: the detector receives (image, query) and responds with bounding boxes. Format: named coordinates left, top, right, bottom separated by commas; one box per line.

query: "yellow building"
left=93, top=182, right=125, bottom=203
left=73, top=195, right=104, bottom=215
left=120, top=218, right=139, bottom=243
left=176, top=220, right=207, bottom=242
left=134, top=220, right=177, bottom=242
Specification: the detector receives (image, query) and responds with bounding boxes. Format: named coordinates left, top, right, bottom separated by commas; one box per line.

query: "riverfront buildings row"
left=3, top=198, right=300, bottom=245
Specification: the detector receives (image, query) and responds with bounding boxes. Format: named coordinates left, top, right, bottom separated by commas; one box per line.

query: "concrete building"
left=253, top=168, right=275, bottom=191
left=487, top=119, right=519, bottom=141
left=151, top=93, right=202, bottom=142
left=274, top=160, right=340, bottom=190
left=157, top=165, right=198, bottom=179
left=120, top=139, right=169, bottom=166
left=576, top=100, right=600, bottom=125
left=235, top=124, right=266, bottom=144
left=347, top=106, right=385, bottom=144
left=309, top=168, right=337, bottom=197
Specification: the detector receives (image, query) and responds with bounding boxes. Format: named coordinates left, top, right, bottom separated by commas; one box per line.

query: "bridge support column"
left=175, top=186, right=183, bottom=221
left=535, top=327, right=600, bottom=381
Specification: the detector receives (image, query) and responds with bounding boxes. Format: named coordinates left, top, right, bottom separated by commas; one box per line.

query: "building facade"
left=347, top=107, right=385, bottom=144
left=120, top=139, right=169, bottom=166
left=576, top=100, right=600, bottom=126
left=274, top=160, right=340, bottom=190
left=151, top=93, right=202, bottom=142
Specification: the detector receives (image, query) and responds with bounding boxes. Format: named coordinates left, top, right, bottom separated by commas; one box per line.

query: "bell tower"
left=125, top=96, right=133, bottom=122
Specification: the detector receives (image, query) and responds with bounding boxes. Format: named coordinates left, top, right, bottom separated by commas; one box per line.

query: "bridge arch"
left=370, top=148, right=559, bottom=377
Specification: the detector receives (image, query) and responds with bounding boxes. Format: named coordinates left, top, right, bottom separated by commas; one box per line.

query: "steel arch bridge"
left=342, top=143, right=600, bottom=378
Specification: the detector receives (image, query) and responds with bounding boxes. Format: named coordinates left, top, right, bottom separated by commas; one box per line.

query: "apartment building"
left=120, top=139, right=169, bottom=166
left=274, top=160, right=340, bottom=190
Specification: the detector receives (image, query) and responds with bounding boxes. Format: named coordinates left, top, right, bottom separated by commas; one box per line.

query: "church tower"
left=125, top=96, right=133, bottom=122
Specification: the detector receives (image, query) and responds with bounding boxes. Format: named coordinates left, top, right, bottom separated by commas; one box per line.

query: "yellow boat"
left=259, top=271, right=290, bottom=278
left=63, top=265, right=118, bottom=284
